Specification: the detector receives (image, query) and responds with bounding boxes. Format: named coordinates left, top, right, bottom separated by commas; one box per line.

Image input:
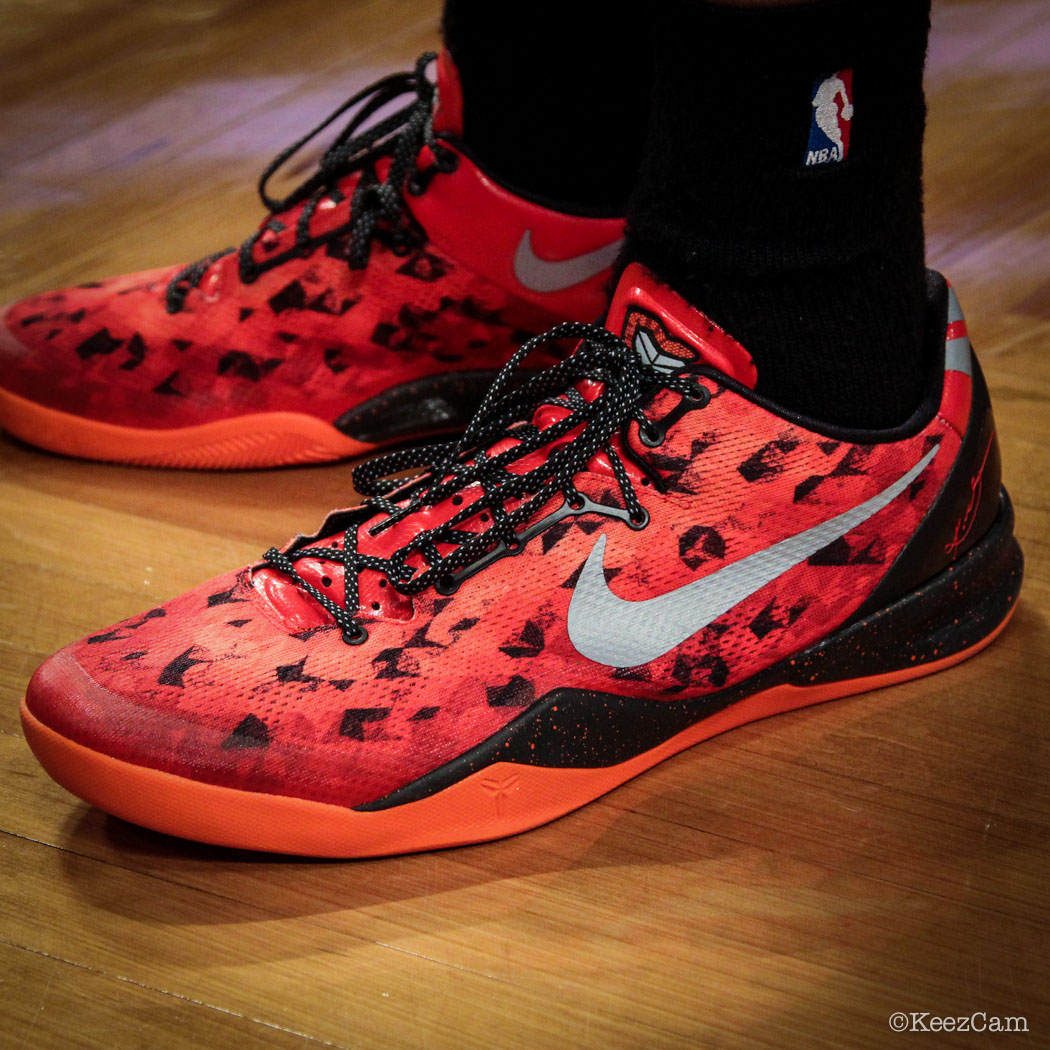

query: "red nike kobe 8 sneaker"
left=0, top=53, right=622, bottom=468
left=22, top=265, right=1021, bottom=855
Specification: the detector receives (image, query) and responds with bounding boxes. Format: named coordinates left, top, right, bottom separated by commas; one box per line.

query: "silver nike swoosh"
left=513, top=230, right=623, bottom=294
left=567, top=445, right=939, bottom=667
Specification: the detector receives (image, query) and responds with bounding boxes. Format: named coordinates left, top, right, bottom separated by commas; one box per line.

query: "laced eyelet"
left=435, top=574, right=459, bottom=596
left=390, top=242, right=412, bottom=257
left=435, top=147, right=460, bottom=173
left=684, top=382, right=710, bottom=406
left=342, top=623, right=369, bottom=645
left=628, top=508, right=650, bottom=530
left=567, top=498, right=585, bottom=511
left=639, top=421, right=665, bottom=448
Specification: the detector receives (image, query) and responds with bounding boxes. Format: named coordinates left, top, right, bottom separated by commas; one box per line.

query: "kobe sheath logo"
left=513, top=230, right=623, bottom=293
left=634, top=327, right=687, bottom=374
left=806, top=69, right=854, bottom=167
left=567, top=444, right=939, bottom=667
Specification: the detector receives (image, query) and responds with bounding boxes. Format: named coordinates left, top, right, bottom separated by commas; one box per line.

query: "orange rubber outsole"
left=20, top=610, right=1013, bottom=857
left=0, top=385, right=373, bottom=468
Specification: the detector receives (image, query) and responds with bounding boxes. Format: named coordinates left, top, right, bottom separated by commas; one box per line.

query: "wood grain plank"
left=0, top=940, right=328, bottom=1050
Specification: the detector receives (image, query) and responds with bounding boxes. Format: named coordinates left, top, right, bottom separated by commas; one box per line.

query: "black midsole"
left=334, top=368, right=506, bottom=442
left=356, top=489, right=1023, bottom=811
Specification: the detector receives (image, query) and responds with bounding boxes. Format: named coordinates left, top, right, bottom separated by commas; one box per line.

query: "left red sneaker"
left=0, top=52, right=622, bottom=468
left=21, top=264, right=1021, bottom=855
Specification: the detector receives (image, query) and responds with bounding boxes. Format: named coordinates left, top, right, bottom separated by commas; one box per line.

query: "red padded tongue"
left=431, top=50, right=464, bottom=136
left=607, top=262, right=758, bottom=388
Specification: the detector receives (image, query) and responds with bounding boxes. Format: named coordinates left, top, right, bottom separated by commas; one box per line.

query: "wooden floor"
left=2, top=2, right=1048, bottom=1047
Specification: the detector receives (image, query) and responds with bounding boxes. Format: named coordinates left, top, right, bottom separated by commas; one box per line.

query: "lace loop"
left=166, top=52, right=448, bottom=313
left=262, top=323, right=706, bottom=645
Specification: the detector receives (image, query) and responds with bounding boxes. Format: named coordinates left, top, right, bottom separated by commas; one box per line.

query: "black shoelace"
left=262, top=323, right=709, bottom=645
left=165, top=52, right=456, bottom=313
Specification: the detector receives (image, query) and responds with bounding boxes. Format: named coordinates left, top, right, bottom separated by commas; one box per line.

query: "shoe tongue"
left=606, top=263, right=757, bottom=388
left=431, top=49, right=465, bottom=137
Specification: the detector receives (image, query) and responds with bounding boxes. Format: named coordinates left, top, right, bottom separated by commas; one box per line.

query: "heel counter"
left=853, top=300, right=1004, bottom=618
left=944, top=356, right=1002, bottom=561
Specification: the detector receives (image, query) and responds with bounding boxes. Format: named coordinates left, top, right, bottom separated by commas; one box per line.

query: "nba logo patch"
left=805, top=69, right=853, bottom=167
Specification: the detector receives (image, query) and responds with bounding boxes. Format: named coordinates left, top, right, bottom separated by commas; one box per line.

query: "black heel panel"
left=854, top=353, right=1003, bottom=618
left=786, top=487, right=1022, bottom=687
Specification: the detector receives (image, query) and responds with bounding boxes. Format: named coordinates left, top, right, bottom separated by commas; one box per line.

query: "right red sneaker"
left=0, top=52, right=623, bottom=468
left=20, top=264, right=1022, bottom=856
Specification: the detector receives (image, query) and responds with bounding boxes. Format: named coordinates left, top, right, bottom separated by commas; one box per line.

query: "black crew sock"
left=624, top=0, right=932, bottom=430
left=442, top=1, right=652, bottom=212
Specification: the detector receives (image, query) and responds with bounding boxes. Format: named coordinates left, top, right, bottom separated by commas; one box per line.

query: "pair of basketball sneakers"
left=8, top=54, right=1023, bottom=856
